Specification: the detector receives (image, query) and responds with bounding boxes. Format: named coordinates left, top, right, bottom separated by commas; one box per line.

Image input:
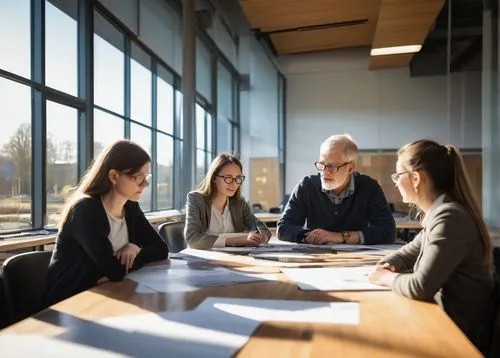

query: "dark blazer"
left=380, top=197, right=495, bottom=343
left=184, top=191, right=272, bottom=250
left=43, top=196, right=169, bottom=306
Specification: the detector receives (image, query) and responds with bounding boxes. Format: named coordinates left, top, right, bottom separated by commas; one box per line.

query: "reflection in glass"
left=45, top=1, right=77, bottom=95
left=157, top=134, right=174, bottom=209
left=0, top=78, right=32, bottom=232
left=46, top=101, right=78, bottom=227
left=94, top=26, right=124, bottom=114
left=131, top=124, right=152, bottom=211
left=94, top=108, right=125, bottom=156
left=0, top=0, right=30, bottom=78
left=157, top=76, right=174, bottom=135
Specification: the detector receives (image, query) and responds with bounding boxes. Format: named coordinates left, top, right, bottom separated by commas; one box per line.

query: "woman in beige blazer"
left=369, top=139, right=495, bottom=345
left=184, top=153, right=271, bottom=250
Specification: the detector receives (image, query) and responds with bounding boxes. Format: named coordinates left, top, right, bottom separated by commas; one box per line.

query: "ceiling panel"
left=271, top=21, right=376, bottom=55
left=369, top=0, right=446, bottom=69
left=240, top=0, right=378, bottom=32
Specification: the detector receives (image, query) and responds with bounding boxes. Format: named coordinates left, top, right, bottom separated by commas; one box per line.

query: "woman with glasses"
left=43, top=140, right=169, bottom=306
left=184, top=153, right=272, bottom=249
left=369, top=139, right=494, bottom=345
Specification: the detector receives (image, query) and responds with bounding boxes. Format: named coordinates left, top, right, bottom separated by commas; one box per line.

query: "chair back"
left=2, top=251, right=52, bottom=324
left=269, top=207, right=281, bottom=214
left=158, top=221, right=186, bottom=253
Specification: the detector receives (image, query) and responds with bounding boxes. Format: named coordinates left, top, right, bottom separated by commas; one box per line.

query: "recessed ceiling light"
left=370, top=45, right=422, bottom=56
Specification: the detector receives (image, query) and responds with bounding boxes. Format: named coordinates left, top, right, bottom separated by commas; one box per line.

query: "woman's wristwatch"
left=341, top=231, right=350, bottom=244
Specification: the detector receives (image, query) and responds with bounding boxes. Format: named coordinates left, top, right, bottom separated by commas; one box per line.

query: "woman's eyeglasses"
left=215, top=175, right=245, bottom=184
left=314, top=161, right=350, bottom=173
left=391, top=171, right=409, bottom=184
left=127, top=172, right=152, bottom=186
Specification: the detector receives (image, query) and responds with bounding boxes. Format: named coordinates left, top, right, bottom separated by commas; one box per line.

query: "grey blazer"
left=381, top=197, right=494, bottom=342
left=184, top=191, right=272, bottom=250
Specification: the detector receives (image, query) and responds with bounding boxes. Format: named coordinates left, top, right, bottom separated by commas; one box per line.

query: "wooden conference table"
left=1, top=250, right=480, bottom=357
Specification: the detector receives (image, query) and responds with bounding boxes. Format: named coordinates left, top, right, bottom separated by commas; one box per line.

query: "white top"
left=102, top=201, right=129, bottom=252
left=421, top=193, right=447, bottom=228
left=206, top=201, right=235, bottom=248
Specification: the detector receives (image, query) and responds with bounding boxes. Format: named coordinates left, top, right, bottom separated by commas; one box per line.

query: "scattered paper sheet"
left=282, top=266, right=390, bottom=291
left=199, top=297, right=359, bottom=325
left=127, top=259, right=272, bottom=293
left=82, top=297, right=358, bottom=358
left=0, top=335, right=125, bottom=358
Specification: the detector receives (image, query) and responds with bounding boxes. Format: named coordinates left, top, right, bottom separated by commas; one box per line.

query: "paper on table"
left=127, top=260, right=271, bottom=293
left=0, top=335, right=125, bottom=358
left=198, top=297, right=359, bottom=325
left=97, top=298, right=357, bottom=358
left=213, top=232, right=248, bottom=248
left=0, top=298, right=359, bottom=358
left=282, top=266, right=390, bottom=291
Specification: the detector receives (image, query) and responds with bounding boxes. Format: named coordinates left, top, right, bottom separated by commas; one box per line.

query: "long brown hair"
left=398, top=139, right=493, bottom=273
left=196, top=153, right=243, bottom=200
left=58, top=140, right=151, bottom=228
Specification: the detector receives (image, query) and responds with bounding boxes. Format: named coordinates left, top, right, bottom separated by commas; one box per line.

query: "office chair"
left=269, top=207, right=281, bottom=214
left=2, top=251, right=52, bottom=324
left=158, top=221, right=187, bottom=253
left=252, top=203, right=264, bottom=213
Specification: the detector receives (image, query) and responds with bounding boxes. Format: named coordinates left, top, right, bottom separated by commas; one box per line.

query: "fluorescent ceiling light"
left=370, top=45, right=422, bottom=56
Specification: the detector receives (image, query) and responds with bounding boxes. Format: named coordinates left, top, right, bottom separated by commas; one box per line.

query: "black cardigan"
left=43, top=196, right=169, bottom=306
left=277, top=173, right=396, bottom=244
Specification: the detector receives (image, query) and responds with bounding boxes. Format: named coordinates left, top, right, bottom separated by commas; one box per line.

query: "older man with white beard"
left=278, top=134, right=396, bottom=245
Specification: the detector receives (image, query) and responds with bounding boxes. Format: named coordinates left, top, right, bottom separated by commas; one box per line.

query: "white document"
left=213, top=232, right=248, bottom=248
left=282, top=266, right=390, bottom=291
left=0, top=335, right=125, bottom=358
left=127, top=259, right=270, bottom=293
left=212, top=243, right=310, bottom=254
left=0, top=298, right=359, bottom=358
left=96, top=298, right=359, bottom=358
left=198, top=297, right=359, bottom=325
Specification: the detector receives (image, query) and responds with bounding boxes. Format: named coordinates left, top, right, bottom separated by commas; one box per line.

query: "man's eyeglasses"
left=314, top=161, right=350, bottom=173
left=127, top=172, right=152, bottom=186
left=391, top=171, right=409, bottom=184
left=215, top=175, right=245, bottom=184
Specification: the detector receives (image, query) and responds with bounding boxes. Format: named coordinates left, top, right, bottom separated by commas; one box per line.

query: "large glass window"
left=196, top=39, right=212, bottom=102
left=94, top=109, right=125, bottom=156
left=131, top=45, right=152, bottom=126
left=94, top=11, right=125, bottom=115
left=217, top=62, right=238, bottom=153
left=46, top=101, right=78, bottom=226
left=157, top=67, right=174, bottom=135
left=157, top=134, right=174, bottom=209
left=0, top=78, right=32, bottom=232
left=195, top=104, right=214, bottom=184
left=45, top=0, right=77, bottom=95
left=0, top=0, right=31, bottom=78
left=131, top=124, right=152, bottom=211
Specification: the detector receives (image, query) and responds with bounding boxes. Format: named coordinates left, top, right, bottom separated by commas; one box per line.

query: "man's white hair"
left=319, top=134, right=359, bottom=162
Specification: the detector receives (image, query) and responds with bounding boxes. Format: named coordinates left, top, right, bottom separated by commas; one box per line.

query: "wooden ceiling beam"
left=369, top=0, right=446, bottom=70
